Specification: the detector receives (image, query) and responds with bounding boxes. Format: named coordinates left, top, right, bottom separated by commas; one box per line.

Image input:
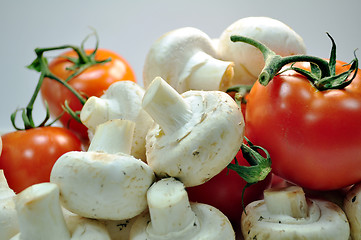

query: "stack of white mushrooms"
left=2, top=16, right=359, bottom=240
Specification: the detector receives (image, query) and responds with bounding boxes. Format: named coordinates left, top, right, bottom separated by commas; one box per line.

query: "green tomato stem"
left=230, top=35, right=331, bottom=86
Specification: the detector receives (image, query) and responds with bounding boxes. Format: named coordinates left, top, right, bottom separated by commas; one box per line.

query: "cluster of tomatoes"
left=1, top=33, right=361, bottom=230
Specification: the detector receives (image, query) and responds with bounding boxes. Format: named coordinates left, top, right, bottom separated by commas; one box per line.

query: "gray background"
left=1, top=0, right=361, bottom=133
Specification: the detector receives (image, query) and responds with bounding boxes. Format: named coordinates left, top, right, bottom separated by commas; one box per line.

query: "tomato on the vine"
left=0, top=127, right=82, bottom=193
left=40, top=48, right=136, bottom=141
left=231, top=34, right=361, bottom=190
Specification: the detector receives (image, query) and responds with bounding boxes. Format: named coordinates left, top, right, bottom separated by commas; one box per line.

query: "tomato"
left=245, top=60, right=361, bottom=190
left=0, top=127, right=82, bottom=193
left=186, top=149, right=272, bottom=226
left=40, top=48, right=136, bottom=141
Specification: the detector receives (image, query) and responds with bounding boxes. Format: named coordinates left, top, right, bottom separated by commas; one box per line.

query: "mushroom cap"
left=217, top=16, right=306, bottom=85
left=145, top=90, right=244, bottom=187
left=241, top=198, right=350, bottom=240
left=129, top=203, right=235, bottom=240
left=81, top=81, right=153, bottom=161
left=344, top=183, right=361, bottom=239
left=50, top=151, right=155, bottom=220
left=143, top=27, right=218, bottom=91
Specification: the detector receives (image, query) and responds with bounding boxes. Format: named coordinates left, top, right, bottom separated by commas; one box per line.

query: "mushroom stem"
left=146, top=178, right=199, bottom=236
left=14, top=183, right=71, bottom=240
left=80, top=96, right=109, bottom=131
left=180, top=51, right=234, bottom=91
left=88, top=119, right=135, bottom=155
left=264, top=186, right=308, bottom=218
left=142, top=77, right=193, bottom=135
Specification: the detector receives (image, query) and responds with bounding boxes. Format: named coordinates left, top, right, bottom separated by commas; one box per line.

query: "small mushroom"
left=143, top=27, right=234, bottom=93
left=241, top=186, right=350, bottom=240
left=142, top=77, right=244, bottom=187
left=50, top=119, right=155, bottom=220
left=11, top=182, right=71, bottom=240
left=344, top=182, right=361, bottom=239
left=80, top=81, right=154, bottom=161
left=129, top=177, right=235, bottom=240
left=0, top=170, right=19, bottom=240
left=217, top=16, right=306, bottom=86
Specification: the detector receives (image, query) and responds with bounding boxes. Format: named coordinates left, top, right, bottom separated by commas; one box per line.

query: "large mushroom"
left=129, top=177, right=235, bottom=240
left=80, top=81, right=153, bottom=161
left=142, top=77, right=244, bottom=187
left=241, top=186, right=350, bottom=240
left=217, top=16, right=306, bottom=86
left=50, top=119, right=155, bottom=220
left=143, top=27, right=234, bottom=93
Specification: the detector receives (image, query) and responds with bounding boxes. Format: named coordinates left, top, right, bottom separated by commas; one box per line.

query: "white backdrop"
left=1, top=0, right=361, bottom=133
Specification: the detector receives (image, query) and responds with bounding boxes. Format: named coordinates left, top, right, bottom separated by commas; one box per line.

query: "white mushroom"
left=129, top=177, right=235, bottom=240
left=80, top=81, right=153, bottom=161
left=241, top=186, right=350, bottom=240
left=344, top=182, right=361, bottom=239
left=12, top=182, right=71, bottom=240
left=50, top=119, right=155, bottom=220
left=217, top=16, right=306, bottom=86
left=143, top=27, right=234, bottom=93
left=0, top=170, right=19, bottom=240
left=142, top=77, right=244, bottom=187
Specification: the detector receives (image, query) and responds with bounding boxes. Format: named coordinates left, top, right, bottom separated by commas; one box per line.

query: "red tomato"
left=187, top=149, right=272, bottom=226
left=41, top=49, right=136, bottom=141
left=246, top=60, right=361, bottom=190
left=0, top=127, right=82, bottom=193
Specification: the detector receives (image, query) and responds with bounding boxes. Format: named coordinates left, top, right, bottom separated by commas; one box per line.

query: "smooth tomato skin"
left=245, top=60, right=361, bottom=190
left=186, top=150, right=272, bottom=225
left=0, top=127, right=82, bottom=193
left=41, top=49, right=136, bottom=141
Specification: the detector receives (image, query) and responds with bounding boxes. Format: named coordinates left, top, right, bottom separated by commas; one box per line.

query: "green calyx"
left=227, top=137, right=272, bottom=213
left=226, top=84, right=252, bottom=106
left=11, top=31, right=108, bottom=130
left=230, top=33, right=358, bottom=91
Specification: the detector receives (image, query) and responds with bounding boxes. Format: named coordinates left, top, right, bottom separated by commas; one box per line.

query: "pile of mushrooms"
left=8, top=16, right=359, bottom=240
